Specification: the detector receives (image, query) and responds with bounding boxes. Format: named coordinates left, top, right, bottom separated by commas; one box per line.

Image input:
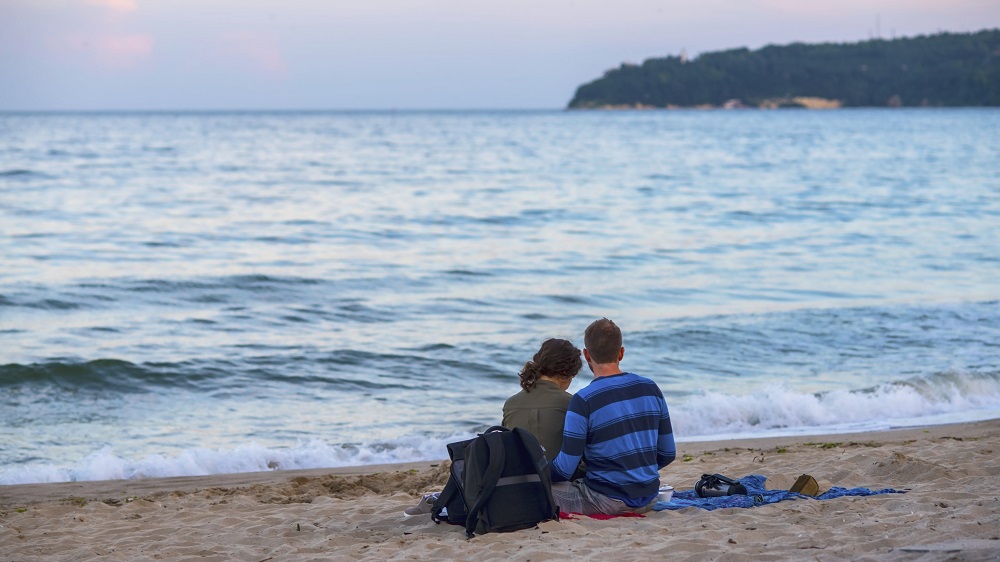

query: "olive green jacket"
left=501, top=380, right=571, bottom=462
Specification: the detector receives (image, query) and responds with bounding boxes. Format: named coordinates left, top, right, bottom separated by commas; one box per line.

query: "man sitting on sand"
left=549, top=318, right=676, bottom=515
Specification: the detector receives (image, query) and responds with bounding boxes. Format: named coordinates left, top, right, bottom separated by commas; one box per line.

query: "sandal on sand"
left=789, top=474, right=819, bottom=496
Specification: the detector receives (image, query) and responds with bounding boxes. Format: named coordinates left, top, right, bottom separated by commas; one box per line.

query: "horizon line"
left=1, top=106, right=997, bottom=114
left=0, top=107, right=570, bottom=114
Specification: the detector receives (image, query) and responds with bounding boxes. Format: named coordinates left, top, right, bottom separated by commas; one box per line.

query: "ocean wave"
left=118, top=275, right=325, bottom=293
left=0, top=169, right=45, bottom=178
left=0, top=296, right=86, bottom=310
left=0, top=359, right=211, bottom=393
left=672, top=370, right=1000, bottom=439
left=3, top=370, right=998, bottom=485
left=1, top=276, right=411, bottom=320
left=0, top=275, right=328, bottom=311
left=0, top=354, right=460, bottom=392
left=0, top=432, right=477, bottom=485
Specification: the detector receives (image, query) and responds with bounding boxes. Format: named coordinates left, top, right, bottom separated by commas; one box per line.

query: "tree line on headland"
left=568, top=29, right=1000, bottom=109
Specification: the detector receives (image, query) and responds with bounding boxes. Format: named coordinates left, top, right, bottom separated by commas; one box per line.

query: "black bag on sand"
left=695, top=473, right=749, bottom=497
left=432, top=426, right=559, bottom=538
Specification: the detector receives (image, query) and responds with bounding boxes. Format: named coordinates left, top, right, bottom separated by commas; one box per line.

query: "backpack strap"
left=511, top=427, right=558, bottom=519
left=431, top=472, right=460, bottom=523
left=432, top=436, right=476, bottom=524
left=464, top=430, right=507, bottom=538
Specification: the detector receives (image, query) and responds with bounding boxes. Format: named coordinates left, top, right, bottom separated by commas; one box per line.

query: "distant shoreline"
left=573, top=96, right=842, bottom=110
left=569, top=29, right=1000, bottom=109
left=569, top=104, right=1000, bottom=111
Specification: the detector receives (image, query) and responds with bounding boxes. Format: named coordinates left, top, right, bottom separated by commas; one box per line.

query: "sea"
left=2, top=109, right=999, bottom=485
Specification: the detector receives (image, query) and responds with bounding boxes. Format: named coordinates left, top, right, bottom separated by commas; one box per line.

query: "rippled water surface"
left=1, top=109, right=999, bottom=483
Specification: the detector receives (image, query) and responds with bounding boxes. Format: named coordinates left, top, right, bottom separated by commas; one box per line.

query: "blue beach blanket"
left=654, top=474, right=903, bottom=511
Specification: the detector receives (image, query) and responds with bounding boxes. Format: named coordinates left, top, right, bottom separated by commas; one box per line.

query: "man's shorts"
left=551, top=479, right=657, bottom=516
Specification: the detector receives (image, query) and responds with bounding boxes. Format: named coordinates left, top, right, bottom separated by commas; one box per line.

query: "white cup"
left=658, top=485, right=674, bottom=503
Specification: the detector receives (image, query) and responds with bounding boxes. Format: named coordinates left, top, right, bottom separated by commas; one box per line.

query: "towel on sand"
left=654, top=474, right=903, bottom=512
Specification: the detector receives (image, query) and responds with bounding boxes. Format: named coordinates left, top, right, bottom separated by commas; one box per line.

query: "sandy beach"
left=2, top=420, right=999, bottom=561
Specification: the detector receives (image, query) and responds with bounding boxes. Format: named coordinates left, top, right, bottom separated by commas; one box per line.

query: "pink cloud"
left=218, top=32, right=288, bottom=76
left=48, top=32, right=153, bottom=69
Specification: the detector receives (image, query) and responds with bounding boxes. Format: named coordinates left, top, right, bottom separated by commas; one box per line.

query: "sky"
left=1, top=0, right=998, bottom=110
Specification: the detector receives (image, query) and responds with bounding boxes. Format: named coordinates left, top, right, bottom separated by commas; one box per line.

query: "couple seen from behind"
left=501, top=318, right=676, bottom=515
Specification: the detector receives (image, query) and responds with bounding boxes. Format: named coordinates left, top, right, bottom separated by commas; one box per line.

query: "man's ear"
left=618, top=347, right=625, bottom=362
left=582, top=348, right=592, bottom=363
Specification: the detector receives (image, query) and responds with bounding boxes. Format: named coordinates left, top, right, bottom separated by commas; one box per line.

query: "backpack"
left=431, top=426, right=559, bottom=537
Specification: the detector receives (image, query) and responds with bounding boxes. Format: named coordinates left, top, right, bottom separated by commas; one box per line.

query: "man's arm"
left=657, top=399, right=676, bottom=469
left=550, top=396, right=588, bottom=481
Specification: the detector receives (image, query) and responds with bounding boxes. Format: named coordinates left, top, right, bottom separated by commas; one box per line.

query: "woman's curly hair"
left=518, top=338, right=583, bottom=392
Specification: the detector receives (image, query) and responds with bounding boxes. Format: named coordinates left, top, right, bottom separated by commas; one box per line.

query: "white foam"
left=0, top=431, right=477, bottom=485
left=672, top=371, right=1000, bottom=441
left=3, top=371, right=999, bottom=486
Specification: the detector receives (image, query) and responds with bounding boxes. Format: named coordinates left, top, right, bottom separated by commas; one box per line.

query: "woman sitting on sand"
left=404, top=338, right=583, bottom=516
left=501, top=338, right=583, bottom=462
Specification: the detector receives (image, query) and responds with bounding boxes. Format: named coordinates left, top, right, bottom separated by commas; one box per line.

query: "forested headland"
left=568, top=29, right=1000, bottom=109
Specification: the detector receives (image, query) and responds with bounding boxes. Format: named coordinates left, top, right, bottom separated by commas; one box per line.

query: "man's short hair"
left=584, top=318, right=622, bottom=364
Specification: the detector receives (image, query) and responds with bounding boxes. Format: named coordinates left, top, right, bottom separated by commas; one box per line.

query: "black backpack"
left=431, top=426, right=559, bottom=537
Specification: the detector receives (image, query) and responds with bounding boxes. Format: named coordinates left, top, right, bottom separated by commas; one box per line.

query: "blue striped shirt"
left=550, top=372, right=676, bottom=507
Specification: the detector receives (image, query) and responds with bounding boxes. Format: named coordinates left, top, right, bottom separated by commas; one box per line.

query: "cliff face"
left=568, top=29, right=1000, bottom=109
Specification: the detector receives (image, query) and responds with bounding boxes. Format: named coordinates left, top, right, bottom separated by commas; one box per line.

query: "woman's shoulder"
left=513, top=382, right=571, bottom=408
left=503, top=387, right=531, bottom=407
